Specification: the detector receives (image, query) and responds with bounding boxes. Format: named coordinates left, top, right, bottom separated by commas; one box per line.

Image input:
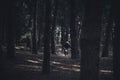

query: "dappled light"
left=58, top=66, right=80, bottom=72
left=100, top=70, right=113, bottom=73
left=0, top=0, right=115, bottom=80
left=51, top=61, right=61, bottom=65
left=26, top=59, right=40, bottom=64
left=72, top=64, right=80, bottom=68
left=51, top=62, right=80, bottom=72
left=100, top=70, right=113, bottom=75
left=15, top=64, right=41, bottom=71
left=59, top=66, right=80, bottom=72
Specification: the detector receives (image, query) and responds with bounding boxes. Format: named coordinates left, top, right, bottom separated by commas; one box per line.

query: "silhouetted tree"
left=80, top=0, right=102, bottom=80
left=70, top=0, right=79, bottom=59
left=50, top=0, right=58, bottom=54
left=42, top=0, right=51, bottom=74
left=102, top=3, right=113, bottom=57
left=37, top=0, right=45, bottom=51
left=112, top=0, right=120, bottom=80
left=6, top=0, right=16, bottom=60
left=60, top=0, right=70, bottom=49
left=32, top=0, right=38, bottom=54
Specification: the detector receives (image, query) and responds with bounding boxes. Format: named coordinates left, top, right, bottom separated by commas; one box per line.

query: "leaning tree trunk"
left=112, top=0, right=120, bottom=80
left=42, top=0, right=51, bottom=74
left=80, top=0, right=102, bottom=80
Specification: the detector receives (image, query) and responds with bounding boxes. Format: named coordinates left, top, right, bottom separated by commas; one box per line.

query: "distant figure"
left=62, top=41, right=71, bottom=56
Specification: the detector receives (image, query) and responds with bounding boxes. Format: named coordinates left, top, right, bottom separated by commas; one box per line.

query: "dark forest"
left=0, top=0, right=119, bottom=80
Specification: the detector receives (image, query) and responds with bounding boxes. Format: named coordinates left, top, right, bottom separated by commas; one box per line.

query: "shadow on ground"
left=1, top=49, right=113, bottom=80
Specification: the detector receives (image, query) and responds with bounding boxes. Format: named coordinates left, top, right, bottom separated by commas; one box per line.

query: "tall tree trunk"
left=80, top=0, right=102, bottom=80
left=42, top=0, right=51, bottom=74
left=0, top=16, right=3, bottom=59
left=32, top=0, right=38, bottom=54
left=50, top=0, right=58, bottom=54
left=0, top=3, right=3, bottom=57
left=37, top=0, right=45, bottom=51
left=112, top=0, right=120, bottom=80
left=70, top=0, right=78, bottom=59
left=0, top=1, right=6, bottom=76
left=6, top=0, right=16, bottom=60
left=61, top=18, right=66, bottom=47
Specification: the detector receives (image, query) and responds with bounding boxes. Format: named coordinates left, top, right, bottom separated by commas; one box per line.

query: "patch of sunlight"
left=72, top=67, right=80, bottom=72
left=59, top=66, right=80, bottom=72
left=58, top=48, right=62, bottom=51
left=52, top=61, right=61, bottom=65
left=57, top=52, right=65, bottom=56
left=15, top=64, right=40, bottom=69
left=15, top=46, right=25, bottom=50
left=37, top=59, right=43, bottom=62
left=72, top=65, right=80, bottom=68
left=100, top=70, right=113, bottom=73
left=60, top=66, right=70, bottom=70
left=57, top=52, right=71, bottom=58
left=26, top=59, right=40, bottom=64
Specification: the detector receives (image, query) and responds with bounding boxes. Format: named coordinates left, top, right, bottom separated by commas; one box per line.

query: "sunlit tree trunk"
left=80, top=0, right=102, bottom=80
left=42, top=0, right=51, bottom=74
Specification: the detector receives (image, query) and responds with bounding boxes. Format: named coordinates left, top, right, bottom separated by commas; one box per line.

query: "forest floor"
left=1, top=47, right=113, bottom=80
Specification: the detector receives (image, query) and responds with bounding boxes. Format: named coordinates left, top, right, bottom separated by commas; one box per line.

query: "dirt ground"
left=1, top=48, right=113, bottom=80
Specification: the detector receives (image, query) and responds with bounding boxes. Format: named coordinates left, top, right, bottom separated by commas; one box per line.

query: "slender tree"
left=60, top=1, right=71, bottom=51
left=37, top=0, right=45, bottom=51
left=112, top=0, right=120, bottom=80
left=102, top=4, right=113, bottom=57
left=0, top=1, right=3, bottom=56
left=32, top=0, right=38, bottom=54
left=70, top=0, right=79, bottom=59
left=42, top=0, right=51, bottom=74
left=50, top=0, right=58, bottom=54
left=6, top=0, right=16, bottom=60
left=80, top=0, right=102, bottom=80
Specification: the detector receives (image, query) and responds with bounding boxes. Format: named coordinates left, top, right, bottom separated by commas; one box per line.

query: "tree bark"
left=42, top=0, right=51, bottom=74
left=70, top=0, right=79, bottom=59
left=102, top=6, right=113, bottom=57
left=37, top=0, right=45, bottom=51
left=6, top=0, right=16, bottom=60
left=112, top=0, right=120, bottom=80
left=32, top=0, right=38, bottom=54
left=50, top=0, right=58, bottom=54
left=80, top=0, right=102, bottom=80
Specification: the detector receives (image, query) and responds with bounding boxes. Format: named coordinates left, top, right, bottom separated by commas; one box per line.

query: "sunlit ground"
left=15, top=58, right=80, bottom=72
left=4, top=46, right=112, bottom=80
